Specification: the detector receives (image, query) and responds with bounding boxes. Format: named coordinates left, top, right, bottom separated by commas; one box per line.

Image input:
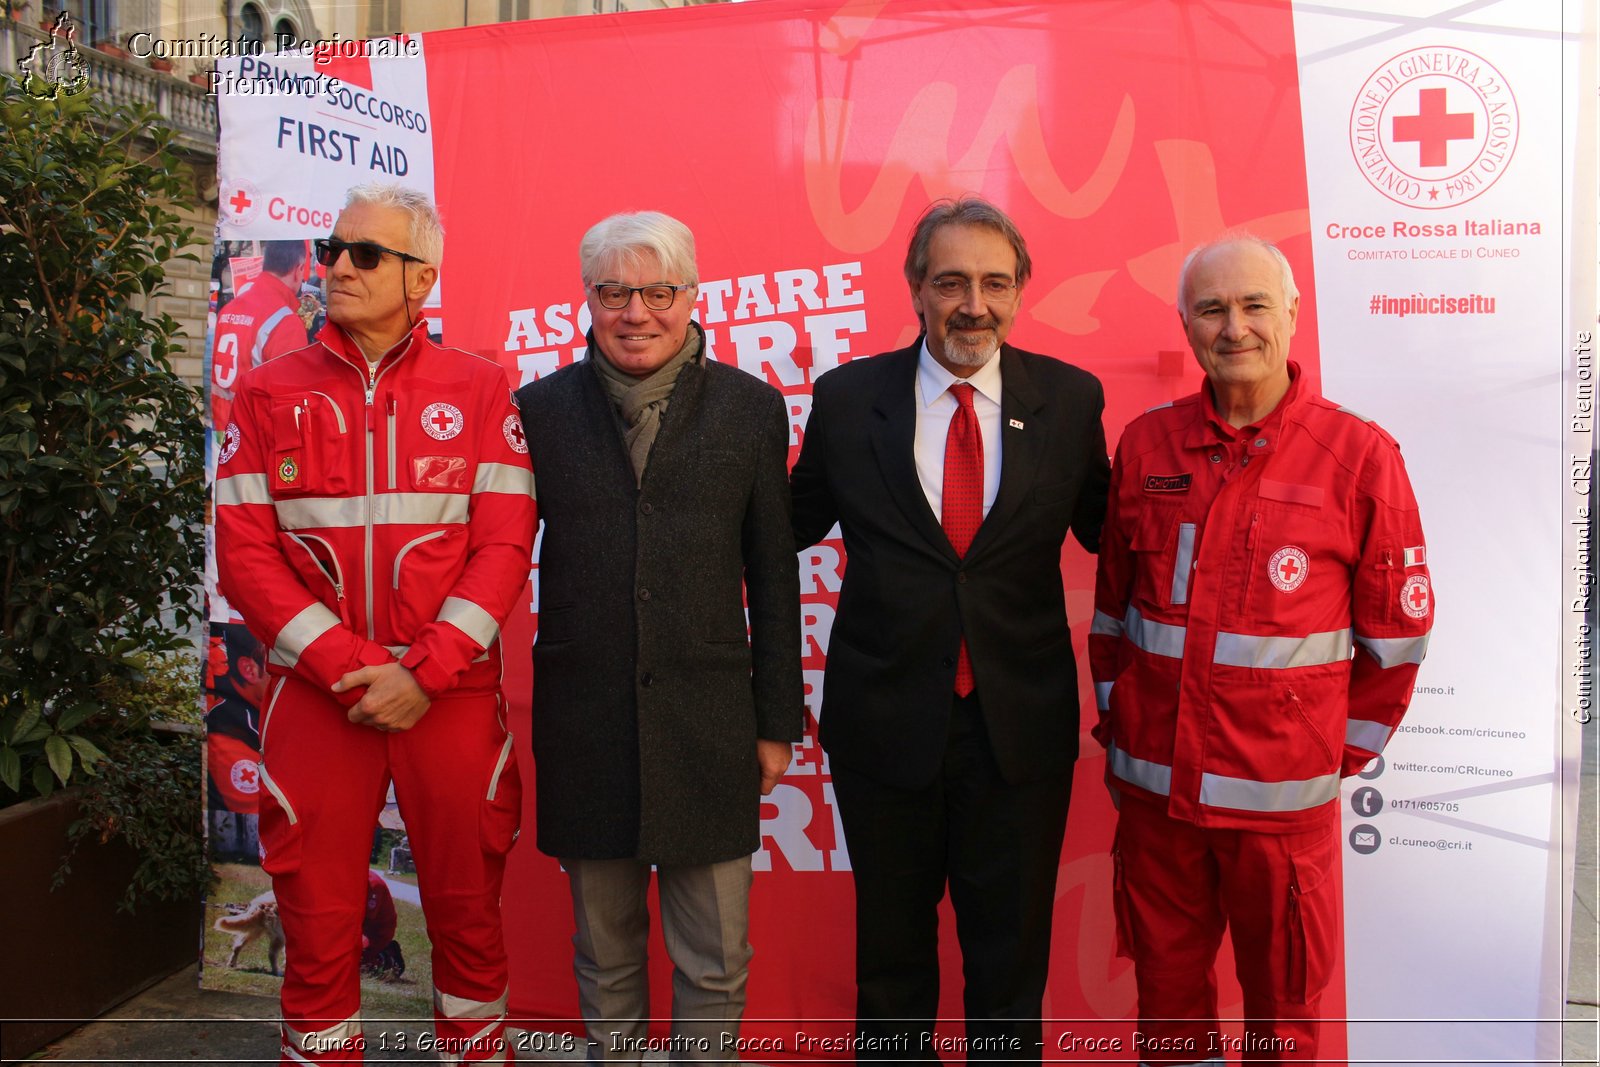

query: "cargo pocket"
left=479, top=732, right=522, bottom=856
left=255, top=763, right=304, bottom=877
left=1110, top=830, right=1136, bottom=960
left=268, top=393, right=350, bottom=498
left=1285, top=830, right=1337, bottom=1003
left=390, top=528, right=465, bottom=637
left=1129, top=505, right=1181, bottom=609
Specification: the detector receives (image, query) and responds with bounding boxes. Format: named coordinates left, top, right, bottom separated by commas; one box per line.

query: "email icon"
left=1354, top=832, right=1376, bottom=847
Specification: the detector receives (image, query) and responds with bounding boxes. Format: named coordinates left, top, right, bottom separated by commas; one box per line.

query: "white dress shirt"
left=913, top=342, right=1003, bottom=521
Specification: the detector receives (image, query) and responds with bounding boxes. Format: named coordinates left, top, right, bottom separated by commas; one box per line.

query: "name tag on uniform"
left=1143, top=474, right=1192, bottom=493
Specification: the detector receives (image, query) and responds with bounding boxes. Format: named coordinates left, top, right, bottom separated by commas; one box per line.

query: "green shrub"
left=0, top=76, right=204, bottom=800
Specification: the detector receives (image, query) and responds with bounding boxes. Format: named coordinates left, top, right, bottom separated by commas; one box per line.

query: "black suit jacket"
left=791, top=341, right=1109, bottom=790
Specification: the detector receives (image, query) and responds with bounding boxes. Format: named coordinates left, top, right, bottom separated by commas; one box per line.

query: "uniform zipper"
left=257, top=764, right=299, bottom=825
left=365, top=361, right=379, bottom=640
left=386, top=393, right=397, bottom=491
left=1240, top=512, right=1262, bottom=612
left=288, top=533, right=351, bottom=627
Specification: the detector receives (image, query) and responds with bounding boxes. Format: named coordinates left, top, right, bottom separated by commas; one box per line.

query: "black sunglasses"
left=314, top=237, right=423, bottom=271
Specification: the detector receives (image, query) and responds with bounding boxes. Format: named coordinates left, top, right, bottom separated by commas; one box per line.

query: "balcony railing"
left=0, top=18, right=219, bottom=156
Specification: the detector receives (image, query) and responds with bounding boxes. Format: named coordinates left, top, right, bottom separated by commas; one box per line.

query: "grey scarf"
left=589, top=323, right=703, bottom=485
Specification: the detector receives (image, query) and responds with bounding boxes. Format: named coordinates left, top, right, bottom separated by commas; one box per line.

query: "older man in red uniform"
left=216, top=184, right=535, bottom=1064
left=1091, top=235, right=1433, bottom=1065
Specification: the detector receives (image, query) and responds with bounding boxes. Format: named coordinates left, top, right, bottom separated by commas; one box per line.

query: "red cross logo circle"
left=1268, top=546, right=1310, bottom=593
left=1347, top=45, right=1518, bottom=209
left=220, top=422, right=241, bottom=464
left=1401, top=575, right=1431, bottom=619
left=221, top=178, right=262, bottom=227
left=422, top=402, right=464, bottom=441
left=230, top=759, right=260, bottom=794
left=502, top=413, right=528, bottom=454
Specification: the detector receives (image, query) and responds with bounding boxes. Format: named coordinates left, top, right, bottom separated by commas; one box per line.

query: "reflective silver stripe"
left=254, top=306, right=296, bottom=366
left=435, top=1015, right=509, bottom=1066
left=272, top=602, right=341, bottom=669
left=439, top=596, right=500, bottom=648
left=435, top=985, right=509, bottom=1020
left=1355, top=631, right=1430, bottom=668
left=1213, top=628, right=1352, bottom=670
left=1094, top=681, right=1114, bottom=712
left=1123, top=605, right=1186, bottom=659
left=274, top=492, right=469, bottom=530
left=257, top=764, right=298, bottom=825
left=1336, top=405, right=1373, bottom=423
left=473, top=462, right=535, bottom=498
left=281, top=1011, right=362, bottom=1053
left=1346, top=717, right=1393, bottom=754
left=1170, top=522, right=1196, bottom=605
left=1090, top=609, right=1124, bottom=638
left=1145, top=401, right=1174, bottom=412
left=216, top=473, right=272, bottom=506
left=1107, top=743, right=1172, bottom=796
left=1199, top=769, right=1340, bottom=812
left=486, top=734, right=513, bottom=802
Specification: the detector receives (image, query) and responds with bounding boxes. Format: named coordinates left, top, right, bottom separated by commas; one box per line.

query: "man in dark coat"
left=790, top=197, right=1110, bottom=1060
left=516, top=210, right=803, bottom=1062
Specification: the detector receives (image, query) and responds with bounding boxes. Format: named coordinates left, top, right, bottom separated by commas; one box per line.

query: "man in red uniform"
left=1090, top=236, right=1432, bottom=1065
left=215, top=184, right=536, bottom=1064
left=212, top=240, right=311, bottom=430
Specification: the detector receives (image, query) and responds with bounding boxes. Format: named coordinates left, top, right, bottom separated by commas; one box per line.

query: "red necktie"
left=942, top=382, right=982, bottom=696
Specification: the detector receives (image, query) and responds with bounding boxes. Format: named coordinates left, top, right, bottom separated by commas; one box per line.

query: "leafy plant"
left=0, top=76, right=204, bottom=800
left=53, top=650, right=215, bottom=913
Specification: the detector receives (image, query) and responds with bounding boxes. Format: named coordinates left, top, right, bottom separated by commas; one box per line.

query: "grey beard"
left=940, top=335, right=998, bottom=368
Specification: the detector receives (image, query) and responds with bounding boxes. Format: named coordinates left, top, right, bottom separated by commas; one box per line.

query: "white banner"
left=1293, top=2, right=1586, bottom=1062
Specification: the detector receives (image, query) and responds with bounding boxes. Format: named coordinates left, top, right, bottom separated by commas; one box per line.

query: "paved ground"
left=16, top=723, right=1599, bottom=1065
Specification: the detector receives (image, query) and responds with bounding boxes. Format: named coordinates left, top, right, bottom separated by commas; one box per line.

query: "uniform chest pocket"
left=268, top=392, right=351, bottom=498
left=1238, top=486, right=1343, bottom=619
left=392, top=380, right=472, bottom=491
left=1129, top=504, right=1189, bottom=610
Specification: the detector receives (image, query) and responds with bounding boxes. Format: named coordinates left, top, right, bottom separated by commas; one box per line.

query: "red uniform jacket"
left=1090, top=366, right=1433, bottom=831
left=214, top=321, right=537, bottom=703
left=211, top=273, right=308, bottom=430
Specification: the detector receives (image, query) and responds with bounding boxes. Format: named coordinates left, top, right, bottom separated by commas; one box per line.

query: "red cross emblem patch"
left=1401, top=575, right=1431, bottom=619
left=1268, top=546, right=1309, bottom=593
left=220, top=422, right=241, bottom=464
left=502, top=413, right=528, bottom=454
left=422, top=402, right=464, bottom=441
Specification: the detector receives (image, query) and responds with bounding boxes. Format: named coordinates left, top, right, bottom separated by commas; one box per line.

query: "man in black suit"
left=791, top=197, right=1109, bottom=1061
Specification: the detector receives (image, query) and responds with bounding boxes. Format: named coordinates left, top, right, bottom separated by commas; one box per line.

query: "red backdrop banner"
left=413, top=0, right=1332, bottom=1056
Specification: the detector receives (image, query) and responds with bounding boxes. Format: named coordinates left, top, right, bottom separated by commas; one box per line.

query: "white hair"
left=579, top=211, right=698, bottom=287
left=1176, top=234, right=1298, bottom=321
left=344, top=183, right=444, bottom=267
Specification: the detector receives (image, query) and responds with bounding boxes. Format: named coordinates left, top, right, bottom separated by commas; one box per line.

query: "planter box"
left=0, top=789, right=200, bottom=1061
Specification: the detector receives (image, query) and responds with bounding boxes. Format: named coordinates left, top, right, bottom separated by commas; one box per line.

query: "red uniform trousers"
left=1113, top=793, right=1339, bottom=1067
left=257, top=675, right=521, bottom=1064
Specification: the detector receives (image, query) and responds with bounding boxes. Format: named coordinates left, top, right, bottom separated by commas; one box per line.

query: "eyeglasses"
left=590, top=283, right=695, bottom=311
left=314, top=238, right=423, bottom=271
left=927, top=276, right=1018, bottom=301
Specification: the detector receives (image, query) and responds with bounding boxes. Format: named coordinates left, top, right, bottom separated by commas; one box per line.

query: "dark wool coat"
left=515, top=342, right=803, bottom=866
